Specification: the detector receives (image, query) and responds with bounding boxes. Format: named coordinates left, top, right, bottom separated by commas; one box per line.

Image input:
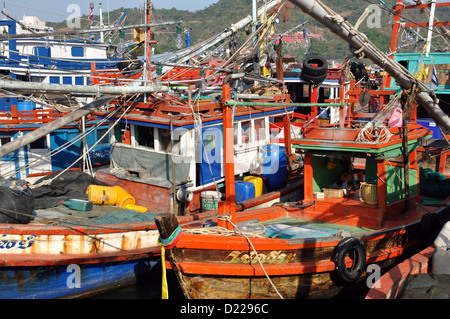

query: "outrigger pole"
left=287, top=0, right=450, bottom=132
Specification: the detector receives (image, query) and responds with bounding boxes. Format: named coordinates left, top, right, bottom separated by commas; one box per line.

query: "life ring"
left=332, top=237, right=366, bottom=284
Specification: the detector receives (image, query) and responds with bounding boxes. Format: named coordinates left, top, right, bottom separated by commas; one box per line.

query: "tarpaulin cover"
left=111, top=144, right=191, bottom=188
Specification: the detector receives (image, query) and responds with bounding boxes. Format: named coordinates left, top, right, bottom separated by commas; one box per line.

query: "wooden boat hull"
left=0, top=202, right=228, bottom=299
left=0, top=250, right=157, bottom=299
left=0, top=221, right=161, bottom=298
left=157, top=202, right=450, bottom=299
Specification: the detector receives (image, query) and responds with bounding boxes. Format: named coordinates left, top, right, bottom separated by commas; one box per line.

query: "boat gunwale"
left=172, top=198, right=450, bottom=249
left=0, top=246, right=160, bottom=267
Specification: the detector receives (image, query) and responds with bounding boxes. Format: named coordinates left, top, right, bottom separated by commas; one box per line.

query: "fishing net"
left=31, top=171, right=109, bottom=209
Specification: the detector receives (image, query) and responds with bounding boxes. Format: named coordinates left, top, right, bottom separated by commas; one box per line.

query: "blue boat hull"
left=0, top=259, right=158, bottom=299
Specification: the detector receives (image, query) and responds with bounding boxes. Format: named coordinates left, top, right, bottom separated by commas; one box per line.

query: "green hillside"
left=47, top=0, right=449, bottom=63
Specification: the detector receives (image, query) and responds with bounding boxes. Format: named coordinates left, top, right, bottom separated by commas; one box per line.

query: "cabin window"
left=114, top=123, right=131, bottom=144
left=399, top=60, right=408, bottom=70
left=71, top=47, right=84, bottom=57
left=241, top=121, right=250, bottom=144
left=0, top=137, right=11, bottom=146
left=50, top=76, right=60, bottom=84
left=63, top=77, right=72, bottom=85
left=135, top=125, right=154, bottom=149
left=233, top=123, right=239, bottom=145
left=75, top=77, right=84, bottom=85
left=323, top=87, right=330, bottom=100
left=254, top=118, right=266, bottom=141
left=158, top=128, right=180, bottom=154
left=96, top=128, right=109, bottom=145
left=156, top=128, right=181, bottom=154
left=30, top=136, right=47, bottom=149
left=204, top=133, right=216, bottom=151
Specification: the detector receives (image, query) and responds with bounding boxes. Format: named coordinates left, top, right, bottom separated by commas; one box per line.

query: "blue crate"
left=417, top=118, right=442, bottom=139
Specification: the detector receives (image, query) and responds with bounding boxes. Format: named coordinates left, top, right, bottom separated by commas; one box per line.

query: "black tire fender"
left=302, top=57, right=328, bottom=77
left=283, top=71, right=302, bottom=78
left=300, top=71, right=327, bottom=84
left=332, top=237, right=366, bottom=284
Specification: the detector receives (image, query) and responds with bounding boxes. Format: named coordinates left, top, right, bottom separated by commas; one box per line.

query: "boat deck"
left=32, top=204, right=158, bottom=226
left=261, top=216, right=371, bottom=239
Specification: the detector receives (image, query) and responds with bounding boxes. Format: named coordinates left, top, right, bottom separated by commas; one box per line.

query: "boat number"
left=225, top=250, right=296, bottom=264
left=0, top=235, right=37, bottom=250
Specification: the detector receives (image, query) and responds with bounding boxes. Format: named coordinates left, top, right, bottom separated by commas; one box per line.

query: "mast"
left=146, top=0, right=152, bottom=81
left=287, top=0, right=450, bottom=132
left=170, top=0, right=283, bottom=64
left=99, top=2, right=104, bottom=42
left=425, top=0, right=437, bottom=57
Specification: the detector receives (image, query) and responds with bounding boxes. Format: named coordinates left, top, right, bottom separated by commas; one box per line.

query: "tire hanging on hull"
left=331, top=237, right=366, bottom=285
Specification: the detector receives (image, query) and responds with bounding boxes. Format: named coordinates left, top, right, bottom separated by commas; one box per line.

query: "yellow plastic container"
left=86, top=185, right=136, bottom=207
left=244, top=176, right=263, bottom=197
left=113, top=186, right=136, bottom=207
left=125, top=204, right=147, bottom=213
left=86, top=185, right=118, bottom=205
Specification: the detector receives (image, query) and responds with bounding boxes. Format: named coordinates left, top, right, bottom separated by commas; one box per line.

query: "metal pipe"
left=225, top=100, right=348, bottom=107
left=0, top=80, right=167, bottom=95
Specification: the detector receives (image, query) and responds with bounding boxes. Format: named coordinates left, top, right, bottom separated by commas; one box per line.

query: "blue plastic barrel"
left=261, top=144, right=287, bottom=191
left=16, top=101, right=35, bottom=111
left=235, top=181, right=255, bottom=202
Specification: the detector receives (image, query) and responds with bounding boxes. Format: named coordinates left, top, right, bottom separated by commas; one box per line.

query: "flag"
left=88, top=9, right=94, bottom=27
left=430, top=65, right=439, bottom=90
left=414, top=62, right=428, bottom=82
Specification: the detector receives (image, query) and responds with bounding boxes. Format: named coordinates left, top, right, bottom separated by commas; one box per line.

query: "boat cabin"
left=291, top=84, right=432, bottom=229
left=95, top=93, right=295, bottom=215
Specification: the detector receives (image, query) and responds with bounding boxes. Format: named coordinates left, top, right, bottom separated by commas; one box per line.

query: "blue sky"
left=1, top=1, right=220, bottom=22
left=2, top=0, right=448, bottom=23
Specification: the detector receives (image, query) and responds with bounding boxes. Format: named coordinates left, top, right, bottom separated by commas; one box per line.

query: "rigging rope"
left=355, top=92, right=401, bottom=143
left=30, top=94, right=137, bottom=188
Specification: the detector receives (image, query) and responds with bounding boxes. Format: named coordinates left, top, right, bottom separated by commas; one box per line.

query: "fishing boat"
left=0, top=6, right=132, bottom=181
left=92, top=0, right=310, bottom=215
left=154, top=0, right=450, bottom=299
left=0, top=0, right=300, bottom=299
left=155, top=82, right=450, bottom=299
left=0, top=5, right=129, bottom=99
